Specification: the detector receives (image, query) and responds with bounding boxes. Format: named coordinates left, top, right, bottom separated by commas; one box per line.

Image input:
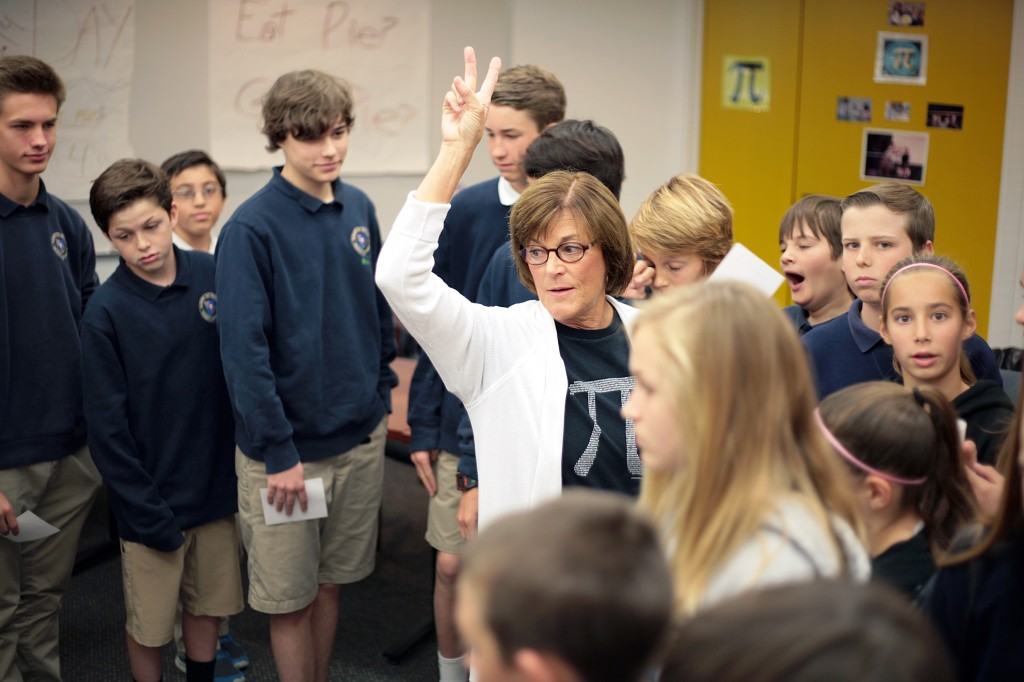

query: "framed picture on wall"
left=874, top=32, right=928, bottom=85
left=861, top=129, right=929, bottom=185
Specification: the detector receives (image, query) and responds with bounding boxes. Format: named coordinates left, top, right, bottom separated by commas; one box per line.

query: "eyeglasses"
left=519, top=240, right=598, bottom=265
left=172, top=185, right=222, bottom=202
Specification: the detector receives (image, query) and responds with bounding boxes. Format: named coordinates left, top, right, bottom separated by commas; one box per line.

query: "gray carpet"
left=59, top=453, right=439, bottom=680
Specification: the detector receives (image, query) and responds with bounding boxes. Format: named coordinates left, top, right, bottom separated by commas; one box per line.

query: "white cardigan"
left=377, top=194, right=640, bottom=528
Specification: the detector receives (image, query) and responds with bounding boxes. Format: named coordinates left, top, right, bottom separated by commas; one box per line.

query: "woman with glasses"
left=377, top=49, right=641, bottom=531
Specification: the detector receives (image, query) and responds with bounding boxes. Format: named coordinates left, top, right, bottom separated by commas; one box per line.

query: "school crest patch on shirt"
left=198, top=292, right=217, bottom=323
left=350, top=226, right=371, bottom=258
left=51, top=232, right=68, bottom=260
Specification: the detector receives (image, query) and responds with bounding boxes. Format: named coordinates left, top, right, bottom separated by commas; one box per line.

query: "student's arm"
left=76, top=220, right=100, bottom=311
left=408, top=354, right=444, bottom=495
left=81, top=314, right=183, bottom=552
left=369, top=204, right=399, bottom=411
left=0, top=491, right=17, bottom=536
left=216, top=223, right=308, bottom=515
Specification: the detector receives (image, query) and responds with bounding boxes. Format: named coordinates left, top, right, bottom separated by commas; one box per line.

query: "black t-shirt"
left=872, top=528, right=935, bottom=601
left=556, top=313, right=641, bottom=496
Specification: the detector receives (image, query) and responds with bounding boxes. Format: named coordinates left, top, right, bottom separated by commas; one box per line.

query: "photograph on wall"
left=874, top=32, right=928, bottom=85
left=722, top=56, right=771, bottom=111
left=927, top=103, right=964, bottom=129
left=885, top=101, right=912, bottom=122
left=837, top=97, right=872, bottom=122
left=888, top=2, right=925, bottom=27
left=861, top=129, right=929, bottom=185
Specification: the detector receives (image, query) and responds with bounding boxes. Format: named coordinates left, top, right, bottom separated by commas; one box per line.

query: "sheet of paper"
left=709, top=242, right=786, bottom=297
left=260, top=477, right=328, bottom=526
left=1, top=511, right=60, bottom=543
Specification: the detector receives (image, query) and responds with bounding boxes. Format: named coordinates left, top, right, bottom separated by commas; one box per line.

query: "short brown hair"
left=491, top=65, right=566, bottom=130
left=160, top=150, right=227, bottom=197
left=460, top=490, right=672, bottom=682
left=778, top=194, right=843, bottom=259
left=0, top=55, right=66, bottom=112
left=841, top=182, right=934, bottom=251
left=90, top=159, right=171, bottom=234
left=509, top=171, right=634, bottom=296
left=629, top=174, right=733, bottom=275
left=660, top=581, right=954, bottom=682
left=261, top=70, right=354, bottom=152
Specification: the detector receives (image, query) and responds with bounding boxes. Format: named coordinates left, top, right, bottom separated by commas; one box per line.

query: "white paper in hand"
left=1, top=511, right=59, bottom=543
left=709, top=243, right=785, bottom=297
left=260, top=477, right=328, bottom=525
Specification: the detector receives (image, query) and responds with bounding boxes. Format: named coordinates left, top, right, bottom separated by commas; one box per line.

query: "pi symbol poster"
left=722, top=56, right=771, bottom=112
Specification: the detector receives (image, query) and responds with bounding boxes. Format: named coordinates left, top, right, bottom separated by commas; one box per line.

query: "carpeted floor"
left=60, top=450, right=439, bottom=680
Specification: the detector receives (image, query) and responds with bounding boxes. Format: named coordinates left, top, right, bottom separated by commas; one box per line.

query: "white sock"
left=438, top=651, right=468, bottom=682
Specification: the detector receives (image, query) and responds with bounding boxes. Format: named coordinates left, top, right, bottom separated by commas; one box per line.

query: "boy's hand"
left=457, top=488, right=479, bottom=539
left=267, top=462, right=309, bottom=516
left=963, top=439, right=1004, bottom=518
left=411, top=449, right=440, bottom=496
left=440, top=47, right=502, bottom=152
left=620, top=259, right=654, bottom=299
left=0, top=492, right=17, bottom=536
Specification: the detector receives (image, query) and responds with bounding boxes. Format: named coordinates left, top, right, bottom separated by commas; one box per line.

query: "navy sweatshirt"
left=81, top=249, right=236, bottom=552
left=0, top=182, right=98, bottom=467
left=216, top=169, right=396, bottom=474
left=407, top=177, right=511, bottom=455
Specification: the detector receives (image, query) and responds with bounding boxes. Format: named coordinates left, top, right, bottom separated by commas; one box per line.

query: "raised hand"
left=416, top=47, right=502, bottom=204
left=440, top=46, right=502, bottom=151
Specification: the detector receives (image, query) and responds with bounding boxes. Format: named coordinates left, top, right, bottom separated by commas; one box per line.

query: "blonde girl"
left=818, top=382, right=977, bottom=599
left=879, top=253, right=1014, bottom=465
left=623, top=281, right=868, bottom=616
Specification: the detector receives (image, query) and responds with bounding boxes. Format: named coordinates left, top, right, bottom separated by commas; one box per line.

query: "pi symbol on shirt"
left=568, top=377, right=641, bottom=478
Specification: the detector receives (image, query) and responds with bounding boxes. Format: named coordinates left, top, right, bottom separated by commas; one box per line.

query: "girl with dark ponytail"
left=817, top=381, right=977, bottom=599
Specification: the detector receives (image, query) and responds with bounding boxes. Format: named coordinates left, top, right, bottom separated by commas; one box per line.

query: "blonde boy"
left=628, top=173, right=734, bottom=293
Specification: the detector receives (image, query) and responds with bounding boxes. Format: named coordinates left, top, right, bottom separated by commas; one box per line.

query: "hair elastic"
left=813, top=409, right=927, bottom=486
left=880, top=263, right=970, bottom=308
left=912, top=387, right=926, bottom=407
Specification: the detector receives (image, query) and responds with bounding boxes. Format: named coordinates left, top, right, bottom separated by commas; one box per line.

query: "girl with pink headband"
left=818, top=382, right=977, bottom=601
left=879, top=253, right=1014, bottom=466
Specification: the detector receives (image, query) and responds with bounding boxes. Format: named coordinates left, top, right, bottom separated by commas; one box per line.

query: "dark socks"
left=186, top=656, right=216, bottom=682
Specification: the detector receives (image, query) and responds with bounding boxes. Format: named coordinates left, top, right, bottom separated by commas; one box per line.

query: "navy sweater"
left=81, top=250, right=236, bottom=552
left=407, top=178, right=511, bottom=454
left=0, top=182, right=98, bottom=467
left=802, top=299, right=1001, bottom=400
left=216, top=169, right=396, bottom=474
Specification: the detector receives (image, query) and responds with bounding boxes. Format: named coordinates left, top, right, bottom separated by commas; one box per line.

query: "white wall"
left=987, top=0, right=1024, bottom=347
left=85, top=0, right=701, bottom=272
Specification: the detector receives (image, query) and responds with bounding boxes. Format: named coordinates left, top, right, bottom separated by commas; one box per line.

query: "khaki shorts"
left=424, top=451, right=467, bottom=555
left=121, top=516, right=243, bottom=647
left=236, top=417, right=387, bottom=614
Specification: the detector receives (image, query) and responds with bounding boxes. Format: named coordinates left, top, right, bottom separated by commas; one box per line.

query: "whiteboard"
left=209, top=0, right=430, bottom=174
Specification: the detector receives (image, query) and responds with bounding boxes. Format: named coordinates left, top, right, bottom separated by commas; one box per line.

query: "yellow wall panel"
left=703, top=0, right=1014, bottom=331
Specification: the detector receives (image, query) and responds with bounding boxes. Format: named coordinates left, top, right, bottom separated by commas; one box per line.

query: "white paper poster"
left=209, top=0, right=430, bottom=174
left=0, top=0, right=136, bottom=200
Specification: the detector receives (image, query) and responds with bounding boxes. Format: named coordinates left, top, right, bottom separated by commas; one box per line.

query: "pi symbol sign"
left=722, top=56, right=771, bottom=112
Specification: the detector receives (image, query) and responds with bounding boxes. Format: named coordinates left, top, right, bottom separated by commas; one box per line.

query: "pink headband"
left=813, top=409, right=927, bottom=486
left=881, top=263, right=970, bottom=309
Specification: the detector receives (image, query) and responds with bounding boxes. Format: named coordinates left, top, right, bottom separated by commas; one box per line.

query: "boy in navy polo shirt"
left=0, top=55, right=102, bottom=682
left=82, top=159, right=242, bottom=682
left=215, top=69, right=395, bottom=682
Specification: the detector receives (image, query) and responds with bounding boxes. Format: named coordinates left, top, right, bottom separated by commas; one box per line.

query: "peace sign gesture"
left=416, top=47, right=501, bottom=204
left=440, top=46, right=502, bottom=151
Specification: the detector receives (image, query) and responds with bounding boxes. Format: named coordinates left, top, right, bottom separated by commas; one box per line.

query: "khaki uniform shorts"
left=121, top=516, right=243, bottom=647
left=424, top=451, right=467, bottom=555
left=236, top=417, right=387, bottom=614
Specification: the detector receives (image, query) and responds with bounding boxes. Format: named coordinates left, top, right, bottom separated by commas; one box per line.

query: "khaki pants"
left=0, top=447, right=101, bottom=682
